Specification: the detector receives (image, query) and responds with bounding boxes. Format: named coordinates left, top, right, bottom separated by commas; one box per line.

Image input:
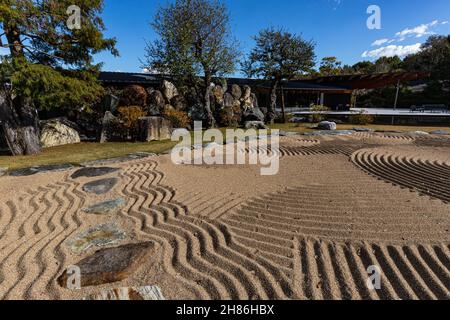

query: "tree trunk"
left=0, top=94, right=41, bottom=156
left=204, top=74, right=216, bottom=128
left=280, top=85, right=286, bottom=123
left=267, top=80, right=278, bottom=124
left=1, top=21, right=42, bottom=156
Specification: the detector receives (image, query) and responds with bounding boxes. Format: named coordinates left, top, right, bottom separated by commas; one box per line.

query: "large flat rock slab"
left=83, top=178, right=118, bottom=195
left=71, top=167, right=120, bottom=179
left=8, top=164, right=75, bottom=177
left=58, top=242, right=158, bottom=288
left=431, top=130, right=450, bottom=135
left=67, top=223, right=126, bottom=254
left=84, top=285, right=164, bottom=300
left=81, top=152, right=156, bottom=167
left=83, top=198, right=125, bottom=215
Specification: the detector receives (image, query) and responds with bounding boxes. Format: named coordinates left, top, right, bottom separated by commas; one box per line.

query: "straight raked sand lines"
left=117, top=160, right=291, bottom=300
left=218, top=179, right=450, bottom=299
left=293, top=238, right=449, bottom=300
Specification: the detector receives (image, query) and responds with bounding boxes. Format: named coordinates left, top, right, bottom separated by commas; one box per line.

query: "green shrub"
left=309, top=105, right=330, bottom=123
left=349, top=111, right=375, bottom=125
left=219, top=108, right=239, bottom=127
left=274, top=113, right=294, bottom=124
left=164, top=108, right=191, bottom=128
left=119, top=85, right=148, bottom=107
left=117, top=106, right=147, bottom=140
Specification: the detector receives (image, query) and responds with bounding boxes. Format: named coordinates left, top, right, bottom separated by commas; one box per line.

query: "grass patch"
left=0, top=141, right=178, bottom=171
left=1, top=124, right=449, bottom=171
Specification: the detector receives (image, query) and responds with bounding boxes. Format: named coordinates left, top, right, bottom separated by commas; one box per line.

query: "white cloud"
left=442, top=21, right=449, bottom=25
left=372, top=39, right=390, bottom=46
left=395, top=20, right=439, bottom=39
left=362, top=43, right=422, bottom=58
left=0, top=47, right=10, bottom=57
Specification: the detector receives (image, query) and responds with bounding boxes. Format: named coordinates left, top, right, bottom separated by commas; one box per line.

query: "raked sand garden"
left=0, top=131, right=450, bottom=300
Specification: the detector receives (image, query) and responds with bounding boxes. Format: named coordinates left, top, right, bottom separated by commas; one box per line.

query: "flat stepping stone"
left=304, top=130, right=355, bottom=136
left=83, top=178, right=118, bottom=195
left=81, top=152, right=156, bottom=166
left=84, top=285, right=165, bottom=300
left=353, top=128, right=375, bottom=133
left=8, top=163, right=74, bottom=177
left=71, top=167, right=120, bottom=179
left=58, top=242, right=158, bottom=288
left=431, top=130, right=450, bottom=135
left=67, top=223, right=126, bottom=254
left=83, top=198, right=125, bottom=215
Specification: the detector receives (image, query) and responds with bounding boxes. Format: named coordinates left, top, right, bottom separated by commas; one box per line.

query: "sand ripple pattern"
left=244, top=142, right=373, bottom=158
left=352, top=149, right=450, bottom=203
left=117, top=160, right=293, bottom=300
left=220, top=185, right=450, bottom=300
left=0, top=178, right=84, bottom=300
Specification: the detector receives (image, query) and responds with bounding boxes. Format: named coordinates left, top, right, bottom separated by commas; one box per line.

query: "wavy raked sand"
left=0, top=132, right=449, bottom=300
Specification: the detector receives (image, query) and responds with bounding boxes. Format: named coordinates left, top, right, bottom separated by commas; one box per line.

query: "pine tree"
left=0, top=0, right=118, bottom=155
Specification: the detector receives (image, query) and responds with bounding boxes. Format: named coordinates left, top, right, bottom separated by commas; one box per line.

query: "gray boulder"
left=138, top=117, right=172, bottom=142
left=188, top=103, right=208, bottom=122
left=245, top=121, right=268, bottom=130
left=251, top=93, right=259, bottom=109
left=242, top=106, right=265, bottom=122
left=147, top=90, right=166, bottom=116
left=213, top=85, right=225, bottom=105
left=40, top=119, right=80, bottom=148
left=170, top=95, right=187, bottom=111
left=231, top=84, right=242, bottom=100
left=161, top=80, right=179, bottom=102
left=100, top=112, right=119, bottom=143
left=317, top=121, right=337, bottom=131
left=241, top=85, right=253, bottom=108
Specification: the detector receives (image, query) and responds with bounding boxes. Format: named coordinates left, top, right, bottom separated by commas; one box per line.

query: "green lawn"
left=0, top=123, right=449, bottom=171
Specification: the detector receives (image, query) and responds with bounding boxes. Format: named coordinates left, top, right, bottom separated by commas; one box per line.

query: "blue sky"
left=2, top=0, right=450, bottom=75
left=94, top=0, right=450, bottom=75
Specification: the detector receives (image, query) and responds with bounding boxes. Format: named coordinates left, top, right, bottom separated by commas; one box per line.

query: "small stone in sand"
left=58, top=242, right=157, bottom=288
left=71, top=167, right=120, bottom=179
left=67, top=223, right=126, bottom=254
left=83, top=178, right=118, bottom=195
left=0, top=167, right=7, bottom=177
left=83, top=285, right=165, bottom=300
left=83, top=198, right=125, bottom=215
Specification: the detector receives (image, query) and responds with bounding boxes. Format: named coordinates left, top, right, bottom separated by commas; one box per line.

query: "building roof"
left=98, top=72, right=161, bottom=85
left=98, top=71, right=428, bottom=92
left=98, top=72, right=351, bottom=93
left=303, top=72, right=429, bottom=90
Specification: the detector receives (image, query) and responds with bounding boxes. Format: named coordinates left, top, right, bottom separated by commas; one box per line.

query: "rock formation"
left=138, top=117, right=172, bottom=141
left=40, top=119, right=80, bottom=148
